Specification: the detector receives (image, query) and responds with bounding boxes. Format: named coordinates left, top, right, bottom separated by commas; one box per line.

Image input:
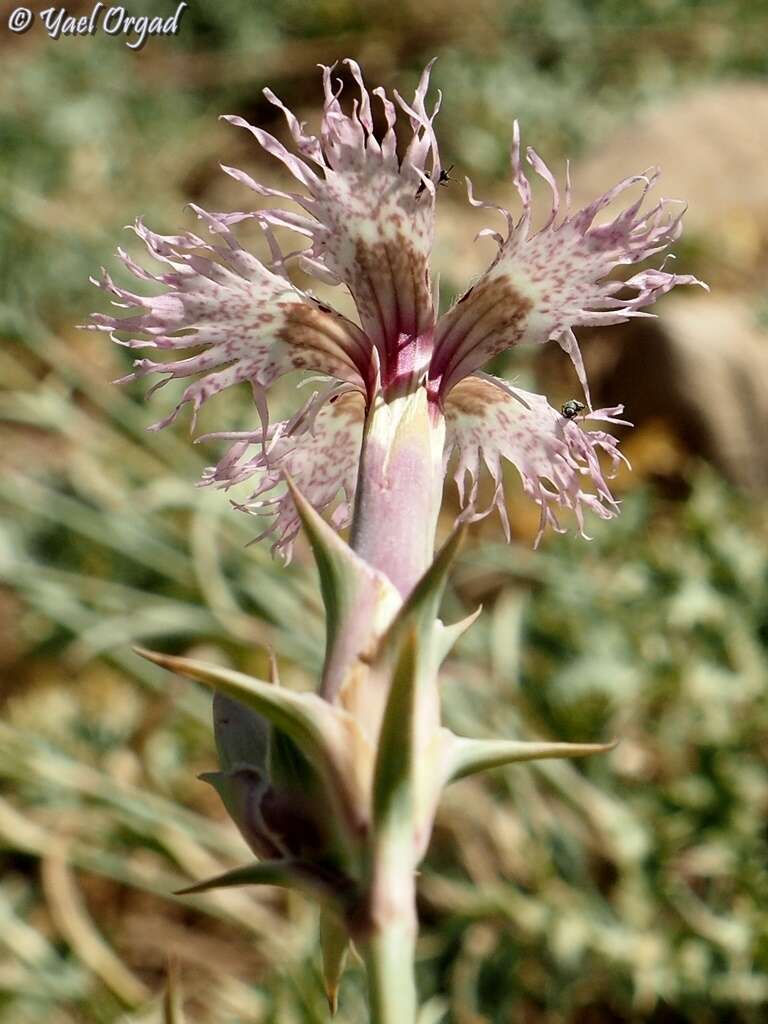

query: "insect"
left=415, top=164, right=454, bottom=199
left=561, top=399, right=585, bottom=419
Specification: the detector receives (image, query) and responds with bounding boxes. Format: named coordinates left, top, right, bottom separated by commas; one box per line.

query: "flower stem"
left=351, top=386, right=445, bottom=597
left=358, top=790, right=419, bottom=1023
left=361, top=907, right=418, bottom=1024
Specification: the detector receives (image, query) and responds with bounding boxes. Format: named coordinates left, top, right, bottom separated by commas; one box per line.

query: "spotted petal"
left=88, top=211, right=369, bottom=430
left=430, top=124, right=706, bottom=402
left=200, top=389, right=365, bottom=559
left=222, top=59, right=442, bottom=392
left=443, top=374, right=629, bottom=544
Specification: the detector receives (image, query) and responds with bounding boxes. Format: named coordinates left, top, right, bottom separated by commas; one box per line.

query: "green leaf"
left=212, top=690, right=270, bottom=773
left=133, top=647, right=348, bottom=775
left=270, top=725, right=317, bottom=792
left=134, top=646, right=364, bottom=861
left=285, top=475, right=400, bottom=701
left=364, top=524, right=467, bottom=746
left=372, top=629, right=419, bottom=831
left=198, top=768, right=277, bottom=858
left=174, top=858, right=309, bottom=896
left=175, top=857, right=354, bottom=908
left=445, top=734, right=618, bottom=782
left=319, top=909, right=350, bottom=1016
left=381, top=523, right=466, bottom=659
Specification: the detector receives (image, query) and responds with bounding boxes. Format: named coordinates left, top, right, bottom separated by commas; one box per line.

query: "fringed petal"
left=443, top=374, right=630, bottom=545
left=87, top=209, right=369, bottom=430
left=430, top=125, right=707, bottom=400
left=200, top=389, right=365, bottom=561
left=223, top=60, right=443, bottom=392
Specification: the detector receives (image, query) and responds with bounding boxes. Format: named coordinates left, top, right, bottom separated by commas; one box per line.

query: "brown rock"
left=569, top=297, right=768, bottom=490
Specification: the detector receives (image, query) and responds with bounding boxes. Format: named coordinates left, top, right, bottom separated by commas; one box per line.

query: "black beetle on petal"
left=561, top=399, right=585, bottom=419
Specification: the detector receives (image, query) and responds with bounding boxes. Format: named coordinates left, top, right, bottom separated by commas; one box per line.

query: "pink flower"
left=90, top=59, right=704, bottom=557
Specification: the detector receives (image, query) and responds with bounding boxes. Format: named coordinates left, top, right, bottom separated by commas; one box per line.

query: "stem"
left=359, top=838, right=418, bottom=1024
left=361, top=758, right=419, bottom=1024
left=347, top=384, right=443, bottom=1020
left=363, top=914, right=418, bottom=1024
left=351, top=386, right=445, bottom=597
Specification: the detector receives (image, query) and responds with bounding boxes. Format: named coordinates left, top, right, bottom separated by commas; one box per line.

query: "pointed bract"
left=345, top=524, right=465, bottom=759
left=372, top=628, right=419, bottom=832
left=284, top=474, right=400, bottom=701
left=320, top=909, right=350, bottom=1016
left=134, top=646, right=344, bottom=759
left=174, top=858, right=325, bottom=898
left=445, top=733, right=618, bottom=782
left=132, top=647, right=368, bottom=838
left=378, top=522, right=467, bottom=660
left=433, top=607, right=482, bottom=667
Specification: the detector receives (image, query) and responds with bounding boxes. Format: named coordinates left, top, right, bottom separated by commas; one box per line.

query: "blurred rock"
left=555, top=297, right=768, bottom=491
left=573, top=82, right=768, bottom=280
left=438, top=83, right=768, bottom=283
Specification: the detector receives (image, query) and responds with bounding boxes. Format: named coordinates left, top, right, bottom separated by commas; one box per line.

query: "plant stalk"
left=351, top=386, right=445, bottom=597
left=348, top=384, right=443, bottom=1020
left=362, top=739, right=420, bottom=1024
left=363, top=918, right=418, bottom=1024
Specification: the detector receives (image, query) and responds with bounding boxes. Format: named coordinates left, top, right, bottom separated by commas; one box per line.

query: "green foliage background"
left=1, top=1, right=767, bottom=1021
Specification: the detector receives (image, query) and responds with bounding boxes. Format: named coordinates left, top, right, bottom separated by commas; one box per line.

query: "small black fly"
left=561, top=399, right=585, bottom=419
left=415, top=164, right=454, bottom=200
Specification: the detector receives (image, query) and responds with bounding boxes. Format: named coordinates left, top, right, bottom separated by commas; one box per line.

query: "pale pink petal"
left=223, top=60, right=442, bottom=393
left=201, top=389, right=365, bottom=560
left=87, top=210, right=370, bottom=430
left=443, top=374, right=629, bottom=545
left=430, top=125, right=706, bottom=399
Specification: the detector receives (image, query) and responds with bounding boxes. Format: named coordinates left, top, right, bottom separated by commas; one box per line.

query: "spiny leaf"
left=133, top=647, right=348, bottom=775
left=174, top=858, right=308, bottom=896
left=384, top=523, right=467, bottom=654
left=433, top=605, right=482, bottom=667
left=372, top=628, right=419, bottom=830
left=445, top=734, right=618, bottom=782
left=362, top=524, right=467, bottom=746
left=285, top=474, right=400, bottom=701
left=135, top=647, right=366, bottom=862
left=319, top=909, right=350, bottom=1016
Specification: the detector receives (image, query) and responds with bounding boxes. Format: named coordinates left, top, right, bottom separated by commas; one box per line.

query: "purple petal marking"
left=443, top=374, right=630, bottom=545
left=87, top=210, right=370, bottom=429
left=90, top=60, right=705, bottom=558
left=430, top=125, right=706, bottom=398
left=200, top=388, right=365, bottom=560
left=223, top=61, right=443, bottom=393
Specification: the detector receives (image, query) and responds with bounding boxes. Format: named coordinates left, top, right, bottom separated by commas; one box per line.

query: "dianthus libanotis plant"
left=90, top=60, right=704, bottom=1022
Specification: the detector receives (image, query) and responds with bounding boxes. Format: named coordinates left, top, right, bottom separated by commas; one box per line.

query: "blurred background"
left=1, top=1, right=768, bottom=1021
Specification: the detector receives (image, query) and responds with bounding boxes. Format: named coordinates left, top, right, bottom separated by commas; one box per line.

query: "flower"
left=104, top=65, right=705, bottom=1003
left=89, top=59, right=704, bottom=555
